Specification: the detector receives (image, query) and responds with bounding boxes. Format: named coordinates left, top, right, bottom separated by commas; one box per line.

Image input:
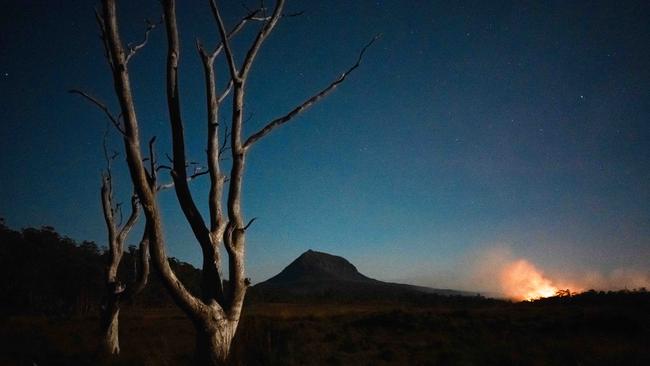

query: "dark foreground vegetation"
left=1, top=221, right=649, bottom=365
left=0, top=220, right=201, bottom=317
left=3, top=295, right=649, bottom=366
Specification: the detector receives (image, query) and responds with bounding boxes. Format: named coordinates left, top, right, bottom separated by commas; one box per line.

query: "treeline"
left=530, top=287, right=650, bottom=306
left=0, top=219, right=201, bottom=317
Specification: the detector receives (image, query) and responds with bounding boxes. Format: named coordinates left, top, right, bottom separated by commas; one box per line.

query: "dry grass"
left=1, top=299, right=649, bottom=365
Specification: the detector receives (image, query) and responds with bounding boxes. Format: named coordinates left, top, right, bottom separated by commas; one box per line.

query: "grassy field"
left=1, top=297, right=649, bottom=366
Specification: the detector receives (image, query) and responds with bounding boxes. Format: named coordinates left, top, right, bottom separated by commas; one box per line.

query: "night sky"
left=1, top=1, right=648, bottom=291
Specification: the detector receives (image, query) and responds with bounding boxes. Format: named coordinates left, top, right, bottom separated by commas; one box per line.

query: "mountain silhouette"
left=250, top=249, right=472, bottom=302
left=263, top=249, right=373, bottom=284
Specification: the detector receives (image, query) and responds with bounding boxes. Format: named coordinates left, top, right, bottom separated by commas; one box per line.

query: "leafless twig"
left=126, top=18, right=162, bottom=64
left=157, top=169, right=209, bottom=191
left=69, top=89, right=125, bottom=135
left=241, top=217, right=257, bottom=231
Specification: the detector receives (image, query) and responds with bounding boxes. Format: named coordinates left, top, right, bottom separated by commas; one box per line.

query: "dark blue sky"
left=1, top=1, right=648, bottom=290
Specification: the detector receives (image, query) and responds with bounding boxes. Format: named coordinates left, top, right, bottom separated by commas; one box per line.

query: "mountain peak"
left=263, top=249, right=371, bottom=284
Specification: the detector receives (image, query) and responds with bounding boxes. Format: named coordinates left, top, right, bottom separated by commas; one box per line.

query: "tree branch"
left=200, top=6, right=301, bottom=104
left=125, top=18, right=162, bottom=64
left=157, top=168, right=209, bottom=192
left=201, top=2, right=267, bottom=241
left=204, top=7, right=261, bottom=60
left=123, top=225, right=150, bottom=302
left=101, top=174, right=117, bottom=243
left=95, top=8, right=114, bottom=72
left=162, top=0, right=213, bottom=254
left=209, top=0, right=240, bottom=82
left=239, top=0, right=285, bottom=80
left=244, top=34, right=380, bottom=149
left=219, top=124, right=231, bottom=157
left=241, top=217, right=257, bottom=231
left=68, top=89, right=125, bottom=135
left=147, top=136, right=157, bottom=187
left=198, top=36, right=226, bottom=237
left=117, top=194, right=140, bottom=245
left=203, top=7, right=301, bottom=61
left=250, top=10, right=304, bottom=21
left=218, top=79, right=234, bottom=104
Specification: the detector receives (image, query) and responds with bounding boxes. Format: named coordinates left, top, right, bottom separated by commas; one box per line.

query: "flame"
left=500, top=259, right=560, bottom=301
left=467, top=246, right=644, bottom=300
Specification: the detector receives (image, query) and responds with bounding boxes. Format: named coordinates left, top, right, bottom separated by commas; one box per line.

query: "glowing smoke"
left=453, top=245, right=648, bottom=301
left=499, top=259, right=578, bottom=301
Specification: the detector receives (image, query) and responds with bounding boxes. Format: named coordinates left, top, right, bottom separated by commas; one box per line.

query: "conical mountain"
left=263, top=249, right=372, bottom=284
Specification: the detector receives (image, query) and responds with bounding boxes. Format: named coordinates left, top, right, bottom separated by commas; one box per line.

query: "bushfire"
left=500, top=259, right=578, bottom=301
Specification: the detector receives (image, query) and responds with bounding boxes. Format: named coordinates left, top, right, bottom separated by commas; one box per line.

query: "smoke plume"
left=455, top=245, right=649, bottom=300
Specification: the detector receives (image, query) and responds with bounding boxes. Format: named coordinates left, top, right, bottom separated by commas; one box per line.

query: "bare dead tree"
left=85, top=0, right=377, bottom=364
left=94, top=124, right=151, bottom=356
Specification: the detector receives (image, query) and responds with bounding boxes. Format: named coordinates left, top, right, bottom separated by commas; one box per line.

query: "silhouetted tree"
left=74, top=0, right=376, bottom=364
left=555, top=289, right=572, bottom=298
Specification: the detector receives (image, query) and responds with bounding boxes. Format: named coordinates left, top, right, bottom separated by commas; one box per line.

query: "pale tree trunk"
left=97, top=233, right=149, bottom=358
left=195, top=320, right=239, bottom=365
left=100, top=298, right=120, bottom=356
left=88, top=0, right=375, bottom=363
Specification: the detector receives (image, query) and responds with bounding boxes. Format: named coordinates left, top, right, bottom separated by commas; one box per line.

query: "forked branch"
left=199, top=7, right=262, bottom=61
left=125, top=18, right=162, bottom=64
left=239, top=0, right=285, bottom=79
left=200, top=6, right=302, bottom=104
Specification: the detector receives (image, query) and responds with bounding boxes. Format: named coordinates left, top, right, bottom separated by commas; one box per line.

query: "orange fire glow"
left=500, top=259, right=567, bottom=301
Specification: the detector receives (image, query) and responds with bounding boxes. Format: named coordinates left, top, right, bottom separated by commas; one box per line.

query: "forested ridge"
left=0, top=219, right=201, bottom=316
